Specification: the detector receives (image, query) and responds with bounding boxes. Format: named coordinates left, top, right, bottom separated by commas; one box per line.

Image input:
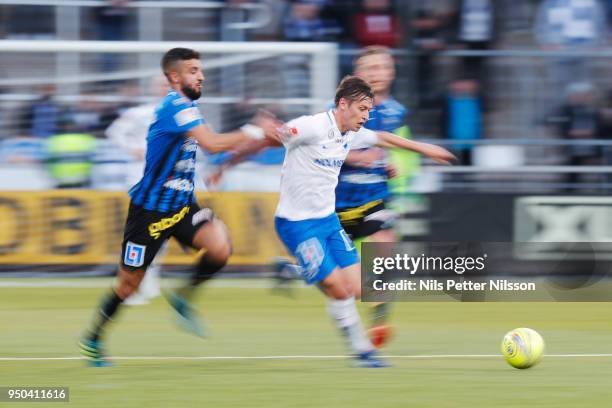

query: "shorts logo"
left=148, top=206, right=190, bottom=239
left=295, top=238, right=324, bottom=281
left=124, top=241, right=146, bottom=267
left=192, top=208, right=213, bottom=226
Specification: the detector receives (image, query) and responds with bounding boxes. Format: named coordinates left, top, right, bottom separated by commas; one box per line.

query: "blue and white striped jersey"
left=129, top=90, right=205, bottom=212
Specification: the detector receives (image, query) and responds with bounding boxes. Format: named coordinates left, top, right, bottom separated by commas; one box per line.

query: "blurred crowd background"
left=1, top=0, right=612, bottom=193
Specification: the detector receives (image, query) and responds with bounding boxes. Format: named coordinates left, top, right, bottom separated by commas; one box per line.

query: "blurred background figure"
left=105, top=76, right=168, bottom=189
left=283, top=0, right=329, bottom=42
left=411, top=4, right=446, bottom=108
left=440, top=78, right=483, bottom=166
left=450, top=0, right=497, bottom=83
left=535, top=0, right=607, bottom=110
left=17, top=84, right=63, bottom=138
left=94, top=0, right=130, bottom=72
left=352, top=0, right=402, bottom=48
left=547, top=82, right=602, bottom=191
left=45, top=132, right=97, bottom=189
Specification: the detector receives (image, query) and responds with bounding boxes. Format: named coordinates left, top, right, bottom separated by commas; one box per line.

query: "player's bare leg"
left=80, top=266, right=145, bottom=366
left=165, top=219, right=232, bottom=337
left=124, top=245, right=164, bottom=305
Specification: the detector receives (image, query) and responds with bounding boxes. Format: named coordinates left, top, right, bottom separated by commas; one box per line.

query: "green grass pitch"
left=0, top=278, right=611, bottom=407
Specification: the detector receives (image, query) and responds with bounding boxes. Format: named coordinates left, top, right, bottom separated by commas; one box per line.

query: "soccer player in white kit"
left=269, top=76, right=454, bottom=367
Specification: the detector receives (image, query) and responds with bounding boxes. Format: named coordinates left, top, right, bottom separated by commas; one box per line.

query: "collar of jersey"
left=167, top=90, right=197, bottom=106
left=326, top=109, right=348, bottom=137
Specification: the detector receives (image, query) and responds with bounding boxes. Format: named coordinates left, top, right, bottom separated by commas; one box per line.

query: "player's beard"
left=182, top=84, right=201, bottom=101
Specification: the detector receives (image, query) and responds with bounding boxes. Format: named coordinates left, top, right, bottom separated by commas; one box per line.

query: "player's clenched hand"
left=252, top=110, right=283, bottom=140
left=386, top=164, right=399, bottom=178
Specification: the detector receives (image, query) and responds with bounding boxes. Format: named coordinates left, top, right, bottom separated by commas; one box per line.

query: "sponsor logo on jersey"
left=174, top=107, right=201, bottom=127
left=124, top=241, right=146, bottom=267
left=163, top=178, right=194, bottom=192
left=174, top=159, right=196, bottom=172
left=314, top=158, right=345, bottom=168
left=148, top=205, right=190, bottom=239
left=182, top=139, right=198, bottom=152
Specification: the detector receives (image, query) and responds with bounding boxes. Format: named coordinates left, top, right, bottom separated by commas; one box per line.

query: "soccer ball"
left=501, top=328, right=545, bottom=369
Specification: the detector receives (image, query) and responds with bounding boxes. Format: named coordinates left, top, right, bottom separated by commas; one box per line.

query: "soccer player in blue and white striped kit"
left=79, top=47, right=277, bottom=366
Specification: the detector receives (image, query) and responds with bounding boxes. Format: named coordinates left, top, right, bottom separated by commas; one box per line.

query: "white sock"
left=327, top=297, right=374, bottom=354
left=139, top=264, right=161, bottom=298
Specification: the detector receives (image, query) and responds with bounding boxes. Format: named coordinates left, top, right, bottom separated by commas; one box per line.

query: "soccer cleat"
left=354, top=351, right=390, bottom=368
left=368, top=324, right=394, bottom=349
left=78, top=337, right=112, bottom=367
left=164, top=290, right=206, bottom=338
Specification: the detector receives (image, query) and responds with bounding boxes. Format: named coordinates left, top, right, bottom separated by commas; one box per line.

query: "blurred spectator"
left=351, top=0, right=402, bottom=48
left=45, top=132, right=97, bottom=188
left=535, top=0, right=606, bottom=49
left=105, top=76, right=168, bottom=188
left=0, top=138, right=46, bottom=164
left=598, top=89, right=612, bottom=139
left=448, top=0, right=497, bottom=89
left=598, top=88, right=612, bottom=188
left=17, top=85, right=63, bottom=138
left=440, top=79, right=483, bottom=165
left=412, top=5, right=446, bottom=107
left=63, top=95, right=112, bottom=138
left=535, top=0, right=607, bottom=108
left=95, top=0, right=130, bottom=71
left=283, top=0, right=340, bottom=41
left=550, top=82, right=602, bottom=189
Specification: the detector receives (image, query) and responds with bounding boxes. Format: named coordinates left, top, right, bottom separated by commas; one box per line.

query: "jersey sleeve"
left=160, top=97, right=206, bottom=135
left=350, top=127, right=378, bottom=150
left=281, top=115, right=318, bottom=148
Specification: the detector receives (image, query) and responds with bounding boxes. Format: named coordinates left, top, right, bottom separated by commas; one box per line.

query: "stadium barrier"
left=0, top=191, right=286, bottom=267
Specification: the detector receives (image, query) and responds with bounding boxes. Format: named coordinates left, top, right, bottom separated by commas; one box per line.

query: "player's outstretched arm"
left=206, top=138, right=281, bottom=187
left=344, top=148, right=384, bottom=168
left=188, top=112, right=279, bottom=153
left=375, top=131, right=456, bottom=165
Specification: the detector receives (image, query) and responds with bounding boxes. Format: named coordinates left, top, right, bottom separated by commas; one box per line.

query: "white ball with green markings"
left=501, top=328, right=545, bottom=369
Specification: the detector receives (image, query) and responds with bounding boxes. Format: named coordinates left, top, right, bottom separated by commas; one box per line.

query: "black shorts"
left=337, top=199, right=397, bottom=240
left=120, top=201, right=213, bottom=270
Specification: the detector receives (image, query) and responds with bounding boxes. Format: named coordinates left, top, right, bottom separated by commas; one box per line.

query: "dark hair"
left=161, top=48, right=201, bottom=77
left=334, top=75, right=374, bottom=106
left=353, top=45, right=391, bottom=68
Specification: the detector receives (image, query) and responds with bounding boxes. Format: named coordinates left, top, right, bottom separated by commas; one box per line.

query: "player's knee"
left=370, top=228, right=395, bottom=242
left=116, top=267, right=145, bottom=299
left=320, top=274, right=353, bottom=300
left=207, top=239, right=233, bottom=263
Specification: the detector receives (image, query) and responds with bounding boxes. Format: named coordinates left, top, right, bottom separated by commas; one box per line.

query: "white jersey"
left=275, top=110, right=378, bottom=221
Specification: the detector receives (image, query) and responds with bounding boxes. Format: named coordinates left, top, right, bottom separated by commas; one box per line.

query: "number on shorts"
left=296, top=238, right=324, bottom=278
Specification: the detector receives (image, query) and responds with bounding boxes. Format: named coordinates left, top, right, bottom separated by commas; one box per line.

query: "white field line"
left=0, top=280, right=304, bottom=289
left=0, top=354, right=611, bottom=361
